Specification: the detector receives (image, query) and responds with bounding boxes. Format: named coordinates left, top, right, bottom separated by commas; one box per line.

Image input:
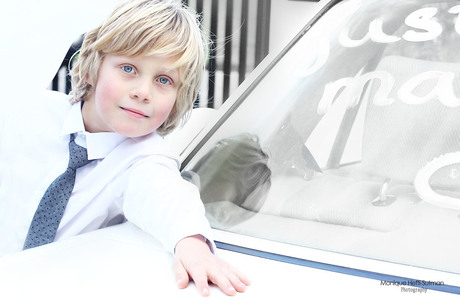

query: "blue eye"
left=157, top=77, right=171, bottom=85
left=122, top=65, right=135, bottom=74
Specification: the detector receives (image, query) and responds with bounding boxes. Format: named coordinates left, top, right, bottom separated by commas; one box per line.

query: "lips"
left=120, top=107, right=149, bottom=119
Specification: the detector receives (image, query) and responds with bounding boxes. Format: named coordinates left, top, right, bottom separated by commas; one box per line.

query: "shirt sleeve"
left=122, top=154, right=215, bottom=254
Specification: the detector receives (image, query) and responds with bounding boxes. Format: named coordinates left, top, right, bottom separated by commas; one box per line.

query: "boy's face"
left=82, top=54, right=180, bottom=137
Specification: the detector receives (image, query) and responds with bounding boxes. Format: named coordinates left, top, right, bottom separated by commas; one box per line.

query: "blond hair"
left=70, top=0, right=207, bottom=135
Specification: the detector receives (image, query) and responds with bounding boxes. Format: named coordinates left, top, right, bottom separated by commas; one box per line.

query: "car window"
left=182, top=0, right=460, bottom=276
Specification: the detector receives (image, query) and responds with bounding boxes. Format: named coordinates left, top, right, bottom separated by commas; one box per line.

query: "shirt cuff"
left=174, top=234, right=216, bottom=254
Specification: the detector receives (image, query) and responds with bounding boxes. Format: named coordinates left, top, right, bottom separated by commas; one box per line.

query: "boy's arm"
left=123, top=145, right=249, bottom=296
left=173, top=235, right=250, bottom=296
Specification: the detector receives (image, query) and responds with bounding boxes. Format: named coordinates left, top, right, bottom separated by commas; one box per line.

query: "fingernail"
left=228, top=286, right=236, bottom=295
left=202, top=287, right=210, bottom=296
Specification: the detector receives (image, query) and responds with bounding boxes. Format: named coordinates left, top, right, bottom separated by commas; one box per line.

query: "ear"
left=86, top=74, right=93, bottom=86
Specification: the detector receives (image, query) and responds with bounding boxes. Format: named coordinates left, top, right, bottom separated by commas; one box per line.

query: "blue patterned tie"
left=23, top=134, right=92, bottom=249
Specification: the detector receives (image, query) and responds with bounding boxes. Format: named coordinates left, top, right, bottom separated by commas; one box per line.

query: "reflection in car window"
left=183, top=0, right=460, bottom=274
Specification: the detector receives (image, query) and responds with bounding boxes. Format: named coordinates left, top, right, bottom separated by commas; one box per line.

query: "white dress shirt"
left=0, top=90, right=213, bottom=257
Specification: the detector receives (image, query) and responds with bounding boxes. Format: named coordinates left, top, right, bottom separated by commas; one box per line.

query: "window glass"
left=183, top=0, right=460, bottom=274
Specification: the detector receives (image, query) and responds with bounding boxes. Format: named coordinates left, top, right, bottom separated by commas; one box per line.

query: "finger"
left=208, top=270, right=237, bottom=296
left=229, top=266, right=251, bottom=288
left=172, top=256, right=189, bottom=289
left=190, top=270, right=211, bottom=297
left=228, top=273, right=248, bottom=293
left=211, top=261, right=250, bottom=293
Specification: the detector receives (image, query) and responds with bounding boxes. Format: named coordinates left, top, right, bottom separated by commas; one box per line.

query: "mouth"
left=120, top=107, right=149, bottom=119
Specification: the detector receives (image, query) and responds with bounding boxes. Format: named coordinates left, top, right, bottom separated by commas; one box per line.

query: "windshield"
left=183, top=0, right=460, bottom=274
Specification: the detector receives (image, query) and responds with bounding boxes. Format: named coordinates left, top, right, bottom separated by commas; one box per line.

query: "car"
left=180, top=0, right=460, bottom=296
left=1, top=0, right=459, bottom=305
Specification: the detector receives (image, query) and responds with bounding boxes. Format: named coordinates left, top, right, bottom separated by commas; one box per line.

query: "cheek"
left=158, top=97, right=177, bottom=122
left=160, top=100, right=176, bottom=117
left=94, top=81, right=120, bottom=110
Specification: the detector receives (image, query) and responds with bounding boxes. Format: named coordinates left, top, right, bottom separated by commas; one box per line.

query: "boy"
left=0, top=0, right=249, bottom=296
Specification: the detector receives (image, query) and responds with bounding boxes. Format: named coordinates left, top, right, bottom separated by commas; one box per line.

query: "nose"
left=130, top=78, right=152, bottom=103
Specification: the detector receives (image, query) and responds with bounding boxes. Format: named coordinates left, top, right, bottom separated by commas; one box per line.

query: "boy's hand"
left=173, top=235, right=250, bottom=296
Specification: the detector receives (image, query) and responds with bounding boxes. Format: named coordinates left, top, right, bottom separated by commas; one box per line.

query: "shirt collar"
left=60, top=101, right=127, bottom=160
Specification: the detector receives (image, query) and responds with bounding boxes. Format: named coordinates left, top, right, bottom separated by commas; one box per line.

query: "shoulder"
left=40, top=90, right=72, bottom=106
left=132, top=133, right=180, bottom=160
left=6, top=90, right=72, bottom=136
left=125, top=133, right=181, bottom=171
left=35, top=90, right=73, bottom=116
left=38, top=91, right=74, bottom=129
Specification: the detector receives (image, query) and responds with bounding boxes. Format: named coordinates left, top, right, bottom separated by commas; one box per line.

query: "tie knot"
left=68, top=134, right=92, bottom=170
